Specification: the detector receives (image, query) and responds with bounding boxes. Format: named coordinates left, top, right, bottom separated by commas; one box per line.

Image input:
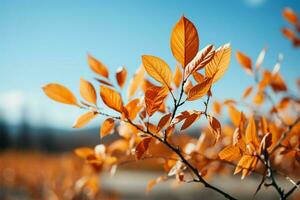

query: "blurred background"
left=0, top=0, right=299, bottom=199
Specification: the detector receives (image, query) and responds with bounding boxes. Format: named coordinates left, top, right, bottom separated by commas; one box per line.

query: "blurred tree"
left=0, top=115, right=11, bottom=150
left=16, top=106, right=31, bottom=150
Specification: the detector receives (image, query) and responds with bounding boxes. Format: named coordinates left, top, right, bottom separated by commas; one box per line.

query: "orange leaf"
left=208, top=115, right=221, bottom=142
left=252, top=91, right=264, bottom=105
left=157, top=113, right=172, bottom=132
left=242, top=86, right=253, bottom=99
left=87, top=54, right=109, bottom=78
left=142, top=55, right=172, bottom=88
left=116, top=67, right=127, bottom=88
left=193, top=71, right=205, bottom=83
left=183, top=80, right=193, bottom=94
left=43, top=83, right=78, bottom=106
left=205, top=43, right=231, bottom=83
left=100, top=118, right=115, bottom=138
left=283, top=7, right=298, bottom=25
left=234, top=155, right=257, bottom=179
left=187, top=77, right=213, bottom=101
left=74, top=147, right=94, bottom=159
left=170, top=16, right=199, bottom=68
left=173, top=65, right=182, bottom=88
left=127, top=65, right=145, bottom=99
left=181, top=113, right=200, bottom=130
left=228, top=105, right=242, bottom=127
left=123, top=98, right=142, bottom=120
left=236, top=51, right=252, bottom=74
left=135, top=137, right=152, bottom=160
left=73, top=111, right=97, bottom=128
left=282, top=27, right=295, bottom=40
left=100, top=85, right=123, bottom=113
left=219, top=145, right=241, bottom=162
left=213, top=101, right=222, bottom=115
left=245, top=116, right=259, bottom=148
left=145, top=86, right=168, bottom=116
left=184, top=45, right=215, bottom=79
left=80, top=78, right=97, bottom=105
left=270, top=73, right=287, bottom=92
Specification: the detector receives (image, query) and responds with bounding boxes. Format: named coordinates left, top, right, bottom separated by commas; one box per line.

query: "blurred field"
left=1, top=150, right=300, bottom=200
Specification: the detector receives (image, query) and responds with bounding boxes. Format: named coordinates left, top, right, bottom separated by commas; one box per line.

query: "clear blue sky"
left=0, top=0, right=299, bottom=129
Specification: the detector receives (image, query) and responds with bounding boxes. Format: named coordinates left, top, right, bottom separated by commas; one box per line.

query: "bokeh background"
left=0, top=0, right=299, bottom=199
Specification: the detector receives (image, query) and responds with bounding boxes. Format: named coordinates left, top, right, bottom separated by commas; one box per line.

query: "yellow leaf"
left=187, top=77, right=213, bottom=101
left=145, top=86, right=168, bottom=117
left=100, top=85, right=123, bottom=113
left=208, top=115, right=221, bottom=142
left=252, top=91, right=264, bottom=105
left=100, top=118, right=115, bottom=138
left=43, top=83, right=78, bottom=106
left=183, top=80, right=193, bottom=94
left=116, top=66, right=127, bottom=88
left=123, top=98, right=143, bottom=120
left=236, top=51, right=252, bottom=74
left=73, top=111, right=97, bottom=128
left=127, top=65, right=145, bottom=99
left=234, top=155, right=256, bottom=179
left=87, top=54, right=109, bottom=78
left=219, top=145, right=241, bottom=162
left=184, top=45, right=215, bottom=79
left=80, top=78, right=97, bottom=105
left=173, top=65, right=182, bottom=88
left=170, top=16, right=199, bottom=68
left=142, top=55, right=172, bottom=87
left=228, top=105, right=241, bottom=127
left=205, top=43, right=231, bottom=83
left=245, top=116, right=259, bottom=148
left=135, top=137, right=152, bottom=160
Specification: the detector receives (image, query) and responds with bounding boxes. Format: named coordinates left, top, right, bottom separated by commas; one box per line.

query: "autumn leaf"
left=157, top=113, right=172, bottom=132
left=234, top=155, right=257, bottom=179
left=173, top=65, right=182, bottom=88
left=127, top=65, right=145, bottom=99
left=170, top=16, right=199, bottom=68
left=100, top=85, right=123, bottom=113
left=43, top=83, right=78, bottom=106
left=236, top=51, right=252, bottom=74
left=73, top=111, right=97, bottom=128
left=245, top=116, right=260, bottom=148
left=187, top=76, right=213, bottom=101
left=242, top=86, right=253, bottom=99
left=74, top=147, right=94, bottom=159
left=123, top=98, right=143, bottom=121
left=142, top=55, right=172, bottom=88
left=80, top=78, right=97, bottom=105
left=205, top=43, right=231, bottom=83
left=193, top=72, right=205, bottom=83
left=183, top=80, right=193, bottom=94
left=207, top=115, right=221, bottom=142
left=228, top=105, right=242, bottom=127
left=181, top=113, right=200, bottom=130
left=282, top=28, right=295, bottom=40
left=87, top=54, right=109, bottom=78
left=283, top=8, right=298, bottom=25
left=100, top=118, right=115, bottom=138
left=116, top=66, right=127, bottom=88
left=95, top=78, right=114, bottom=87
left=135, top=137, right=152, bottom=160
left=145, top=86, right=168, bottom=116
left=219, top=145, right=241, bottom=162
left=184, top=45, right=215, bottom=79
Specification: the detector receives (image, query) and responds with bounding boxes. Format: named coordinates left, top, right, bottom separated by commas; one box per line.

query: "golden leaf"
left=245, top=116, right=259, bottom=148
left=192, top=72, right=205, bottom=83
left=183, top=80, right=193, bottom=94
left=43, top=83, right=78, bottom=106
left=184, top=45, right=215, bottom=79
left=170, top=16, right=199, bottom=68
left=173, top=65, right=182, bottom=88
left=80, top=78, right=97, bottom=105
left=100, top=118, right=115, bottom=138
left=127, top=65, right=145, bottom=99
left=187, top=77, right=213, bottom=101
left=228, top=105, right=242, bottom=127
left=123, top=98, right=143, bottom=121
left=87, top=54, right=109, bottom=78
left=234, top=155, right=257, bottom=179
left=135, top=137, right=152, bottom=160
left=181, top=113, right=200, bottom=130
left=116, top=66, right=127, bottom=88
left=142, top=55, right=172, bottom=87
left=73, top=111, right=97, bottom=128
left=205, top=43, right=231, bottom=83
left=100, top=85, right=123, bottom=113
left=145, top=86, right=168, bottom=116
left=219, top=145, right=241, bottom=162
left=236, top=51, right=252, bottom=74
left=207, top=115, right=221, bottom=142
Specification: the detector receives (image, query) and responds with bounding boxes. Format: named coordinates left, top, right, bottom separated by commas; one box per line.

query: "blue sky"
left=0, top=0, right=299, bottom=129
